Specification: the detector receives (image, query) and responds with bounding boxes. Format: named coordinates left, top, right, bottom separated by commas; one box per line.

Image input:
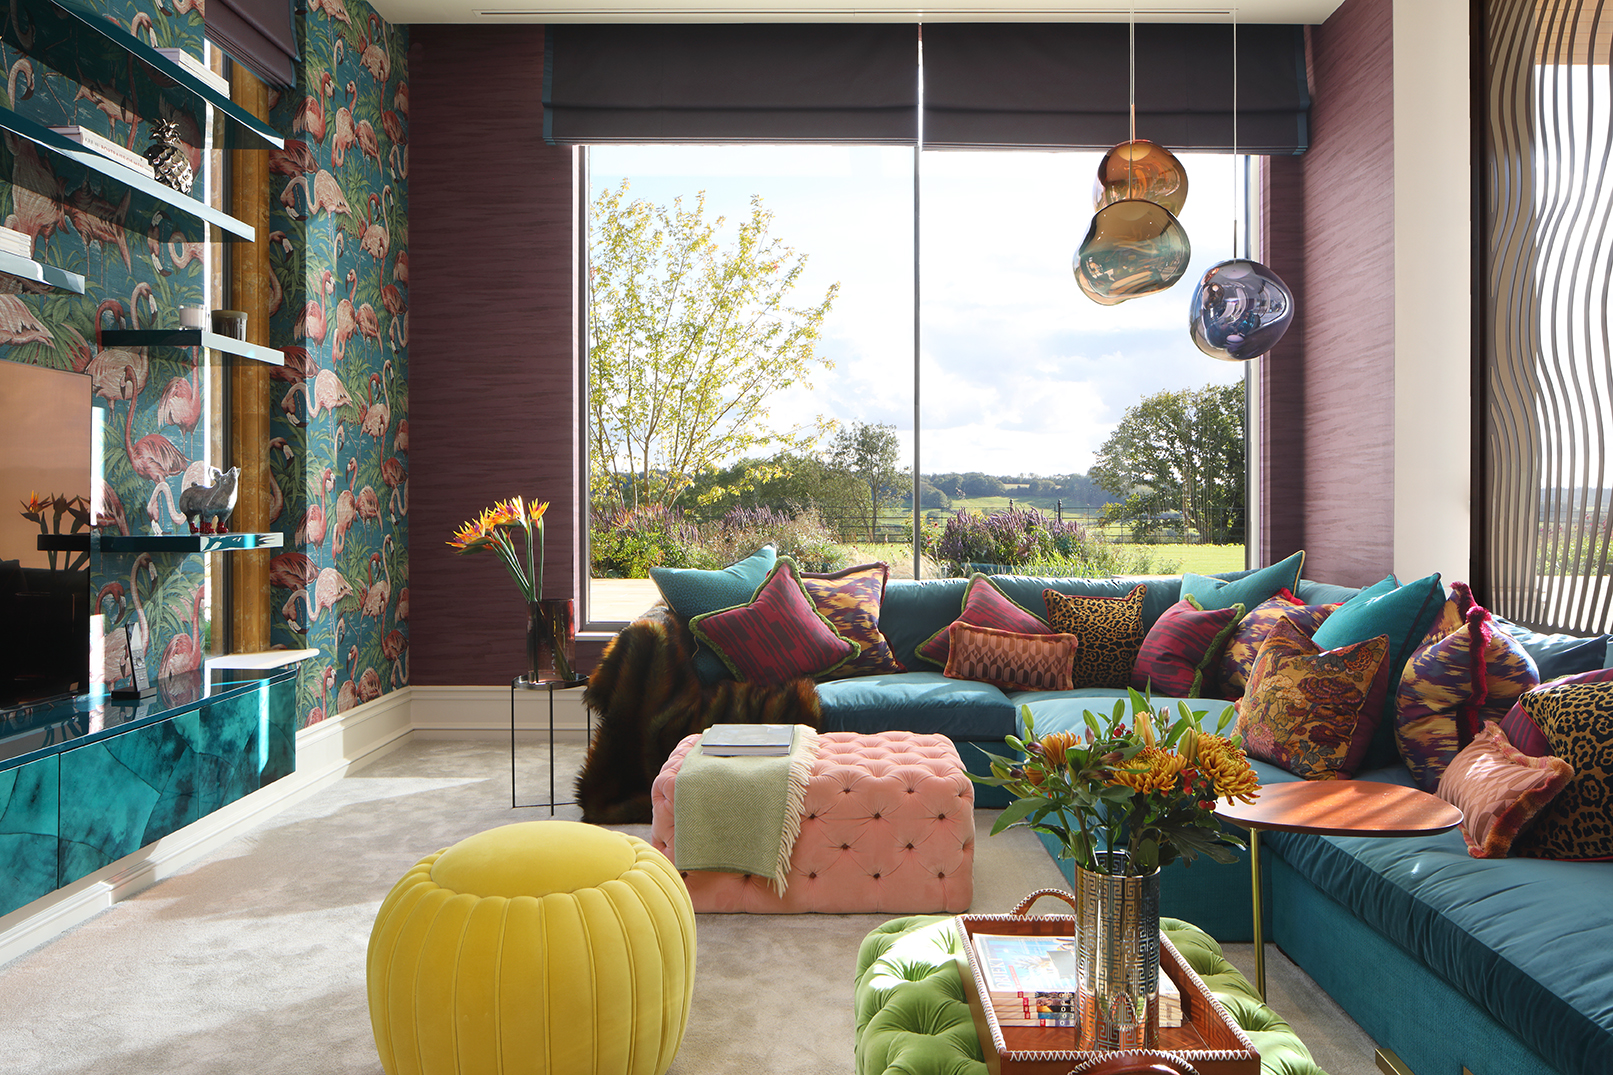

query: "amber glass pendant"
left=1093, top=140, right=1189, bottom=216
left=1074, top=199, right=1192, bottom=306
left=1188, top=258, right=1295, bottom=361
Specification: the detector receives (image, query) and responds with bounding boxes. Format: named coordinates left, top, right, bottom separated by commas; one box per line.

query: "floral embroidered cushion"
left=1236, top=616, right=1392, bottom=780
left=1218, top=588, right=1339, bottom=699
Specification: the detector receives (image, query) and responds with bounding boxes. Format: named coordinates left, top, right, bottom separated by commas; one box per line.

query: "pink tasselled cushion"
left=1437, top=721, right=1574, bottom=858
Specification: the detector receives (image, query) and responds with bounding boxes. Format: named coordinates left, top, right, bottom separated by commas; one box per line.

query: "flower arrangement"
left=974, top=688, right=1261, bottom=876
left=447, top=495, right=551, bottom=602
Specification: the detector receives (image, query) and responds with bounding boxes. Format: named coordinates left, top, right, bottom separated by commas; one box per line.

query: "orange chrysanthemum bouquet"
left=974, top=688, right=1260, bottom=876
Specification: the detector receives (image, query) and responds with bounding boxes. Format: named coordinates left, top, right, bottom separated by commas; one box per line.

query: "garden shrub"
left=589, top=502, right=703, bottom=577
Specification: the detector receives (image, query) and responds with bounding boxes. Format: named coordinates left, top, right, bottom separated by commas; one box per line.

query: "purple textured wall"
left=1260, top=0, right=1396, bottom=587
left=410, top=27, right=587, bottom=685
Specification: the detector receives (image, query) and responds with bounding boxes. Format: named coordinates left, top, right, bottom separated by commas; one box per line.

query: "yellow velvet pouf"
left=367, top=820, right=696, bottom=1075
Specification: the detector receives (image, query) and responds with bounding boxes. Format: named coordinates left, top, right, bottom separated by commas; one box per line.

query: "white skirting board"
left=409, top=683, right=592, bottom=740
left=0, top=688, right=414, bottom=967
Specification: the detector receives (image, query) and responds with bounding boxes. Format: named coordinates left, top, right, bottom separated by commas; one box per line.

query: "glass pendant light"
left=1075, top=7, right=1191, bottom=305
left=1076, top=199, right=1192, bottom=306
left=1094, top=140, right=1189, bottom=216
left=1188, top=14, right=1296, bottom=361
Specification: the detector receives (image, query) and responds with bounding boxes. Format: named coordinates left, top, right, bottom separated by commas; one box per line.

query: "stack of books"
left=49, top=126, right=155, bottom=179
left=972, top=932, right=1183, bottom=1028
left=0, top=224, right=32, bottom=259
left=697, top=724, right=793, bottom=757
left=157, top=48, right=230, bottom=97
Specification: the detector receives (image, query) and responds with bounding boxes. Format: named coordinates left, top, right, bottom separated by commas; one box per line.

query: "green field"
left=834, top=542, right=1245, bottom=579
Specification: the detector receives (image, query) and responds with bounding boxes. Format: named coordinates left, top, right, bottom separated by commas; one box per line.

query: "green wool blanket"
left=672, top=726, right=821, bottom=895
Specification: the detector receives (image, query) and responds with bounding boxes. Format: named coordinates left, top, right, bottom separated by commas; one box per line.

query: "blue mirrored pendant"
left=1188, top=258, right=1295, bottom=361
left=1073, top=200, right=1192, bottom=306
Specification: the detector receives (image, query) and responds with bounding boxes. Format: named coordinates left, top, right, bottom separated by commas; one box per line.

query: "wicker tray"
left=957, top=889, right=1260, bottom=1075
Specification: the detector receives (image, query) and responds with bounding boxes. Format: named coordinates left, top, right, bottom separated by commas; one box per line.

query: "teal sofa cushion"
left=1260, top=761, right=1613, bottom=1075
left=815, top=671, right=1017, bottom=743
left=878, top=578, right=971, bottom=671
left=1011, top=689, right=1236, bottom=736
left=1181, top=550, right=1305, bottom=611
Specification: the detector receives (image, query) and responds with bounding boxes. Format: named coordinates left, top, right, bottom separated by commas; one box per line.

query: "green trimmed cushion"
left=915, top=574, right=1051, bottom=668
left=852, top=915, right=1327, bottom=1075
left=688, top=559, right=855, bottom=685
left=799, top=561, right=906, bottom=679
left=1181, top=550, right=1305, bottom=611
left=1043, top=583, right=1148, bottom=689
left=1130, top=596, right=1243, bottom=698
left=651, top=545, right=778, bottom=682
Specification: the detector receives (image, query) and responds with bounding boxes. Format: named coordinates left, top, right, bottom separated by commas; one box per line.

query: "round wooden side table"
left=1215, top=779, right=1463, bottom=999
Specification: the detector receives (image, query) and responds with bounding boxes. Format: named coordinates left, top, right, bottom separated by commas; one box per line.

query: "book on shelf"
left=156, top=48, right=230, bottom=96
left=697, top=723, right=794, bottom=756
left=0, top=225, right=32, bottom=257
left=973, top=932, right=1183, bottom=1029
left=48, top=126, right=155, bottom=178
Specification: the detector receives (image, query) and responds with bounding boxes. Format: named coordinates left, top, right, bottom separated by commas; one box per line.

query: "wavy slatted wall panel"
left=1484, top=0, right=1613, bottom=633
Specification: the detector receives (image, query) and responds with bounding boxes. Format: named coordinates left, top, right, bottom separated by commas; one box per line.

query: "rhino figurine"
left=179, top=466, right=240, bottom=534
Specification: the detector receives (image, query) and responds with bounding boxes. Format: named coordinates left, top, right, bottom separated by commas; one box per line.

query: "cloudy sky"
left=590, top=144, right=1249, bottom=478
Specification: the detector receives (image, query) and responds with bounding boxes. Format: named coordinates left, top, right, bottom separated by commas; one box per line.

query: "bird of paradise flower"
left=447, top=496, right=551, bottom=603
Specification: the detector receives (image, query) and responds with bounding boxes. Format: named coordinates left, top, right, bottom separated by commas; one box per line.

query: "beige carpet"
left=0, top=737, right=1381, bottom=1075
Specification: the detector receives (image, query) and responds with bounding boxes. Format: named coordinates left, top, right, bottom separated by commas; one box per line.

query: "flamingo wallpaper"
left=0, top=1, right=212, bottom=702
left=265, top=1, right=409, bottom=729
left=0, top=0, right=409, bottom=731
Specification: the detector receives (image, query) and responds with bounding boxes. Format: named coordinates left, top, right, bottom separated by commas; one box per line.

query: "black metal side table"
left=509, top=675, right=590, bottom=812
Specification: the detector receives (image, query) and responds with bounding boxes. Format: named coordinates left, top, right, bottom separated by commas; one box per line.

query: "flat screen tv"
left=0, top=358, right=92, bottom=709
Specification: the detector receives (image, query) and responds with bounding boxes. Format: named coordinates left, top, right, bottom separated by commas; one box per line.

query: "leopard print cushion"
left=1515, top=681, right=1613, bottom=860
left=1043, top=584, right=1147, bottom=689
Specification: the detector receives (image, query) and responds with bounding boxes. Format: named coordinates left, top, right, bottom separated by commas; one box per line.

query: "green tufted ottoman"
left=854, top=915, right=1327, bottom=1075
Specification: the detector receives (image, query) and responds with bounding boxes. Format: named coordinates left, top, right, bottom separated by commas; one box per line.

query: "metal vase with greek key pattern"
left=1074, top=852, right=1161, bottom=1050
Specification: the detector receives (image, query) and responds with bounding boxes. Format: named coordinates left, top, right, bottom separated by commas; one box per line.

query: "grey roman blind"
left=542, top=24, right=919, bottom=145
left=206, top=0, right=298, bottom=88
left=923, top=24, right=1311, bottom=153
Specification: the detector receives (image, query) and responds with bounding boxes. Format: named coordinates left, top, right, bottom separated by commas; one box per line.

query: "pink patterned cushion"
left=1437, top=721, right=1574, bottom=858
left=689, top=560, right=855, bottom=686
left=916, top=574, right=1052, bottom=668
left=650, top=731, right=975, bottom=913
left=1237, top=616, right=1392, bottom=780
left=943, top=622, right=1078, bottom=692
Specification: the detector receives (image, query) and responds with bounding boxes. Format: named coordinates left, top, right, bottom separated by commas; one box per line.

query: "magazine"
left=697, top=723, right=794, bottom=756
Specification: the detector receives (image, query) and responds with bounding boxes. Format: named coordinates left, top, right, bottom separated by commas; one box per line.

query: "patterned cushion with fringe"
left=943, top=622, right=1079, bottom=692
left=916, top=573, right=1052, bottom=668
left=1438, top=720, right=1574, bottom=858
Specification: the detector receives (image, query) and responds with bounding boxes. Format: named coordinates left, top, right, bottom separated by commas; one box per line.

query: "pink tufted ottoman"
left=650, top=730, right=975, bottom=914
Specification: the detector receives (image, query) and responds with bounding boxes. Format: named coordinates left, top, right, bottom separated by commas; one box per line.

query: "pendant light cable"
left=1128, top=1, right=1137, bottom=193
left=1231, top=10, right=1239, bottom=259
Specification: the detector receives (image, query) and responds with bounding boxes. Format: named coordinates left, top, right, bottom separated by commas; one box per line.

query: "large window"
left=583, top=146, right=1253, bottom=629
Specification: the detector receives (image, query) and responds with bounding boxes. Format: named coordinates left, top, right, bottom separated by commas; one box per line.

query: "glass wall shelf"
left=98, top=532, right=284, bottom=553
left=0, top=107, right=256, bottom=242
left=44, top=0, right=284, bottom=150
left=0, top=249, right=84, bottom=294
left=97, top=329, right=285, bottom=366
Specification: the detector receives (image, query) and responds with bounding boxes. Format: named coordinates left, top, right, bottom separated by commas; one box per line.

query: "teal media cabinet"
left=0, top=666, right=297, bottom=918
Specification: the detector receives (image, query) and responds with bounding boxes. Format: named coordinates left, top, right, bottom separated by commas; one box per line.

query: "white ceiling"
left=370, top=0, right=1347, bottom=27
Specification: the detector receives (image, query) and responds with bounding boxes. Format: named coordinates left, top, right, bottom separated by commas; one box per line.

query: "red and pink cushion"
left=1393, top=605, right=1490, bottom=791
left=916, top=574, right=1052, bottom=668
left=1437, top=720, right=1574, bottom=858
left=689, top=560, right=856, bottom=686
left=1500, top=667, right=1613, bottom=756
left=1218, top=589, right=1339, bottom=699
left=1130, top=596, right=1244, bottom=698
left=943, top=622, right=1079, bottom=692
left=799, top=561, right=906, bottom=679
left=1236, top=616, right=1392, bottom=780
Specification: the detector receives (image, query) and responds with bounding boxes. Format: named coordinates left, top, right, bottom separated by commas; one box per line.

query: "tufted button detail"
left=808, top=872, right=816, bottom=879
left=936, top=813, right=946, bottom=820
left=937, top=872, right=944, bottom=878
left=873, top=873, right=881, bottom=880
left=872, top=812, right=881, bottom=820
left=841, top=843, right=850, bottom=850
left=906, top=843, right=914, bottom=850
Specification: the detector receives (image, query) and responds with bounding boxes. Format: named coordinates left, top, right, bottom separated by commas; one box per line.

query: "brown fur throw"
left=575, top=605, right=821, bottom=823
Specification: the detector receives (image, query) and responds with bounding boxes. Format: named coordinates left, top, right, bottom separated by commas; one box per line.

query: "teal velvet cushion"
left=1311, top=571, right=1446, bottom=768
left=650, top=544, right=777, bottom=682
left=1181, top=550, right=1305, bottom=611
left=1491, top=618, right=1611, bottom=681
left=815, top=671, right=1018, bottom=741
left=878, top=578, right=971, bottom=671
